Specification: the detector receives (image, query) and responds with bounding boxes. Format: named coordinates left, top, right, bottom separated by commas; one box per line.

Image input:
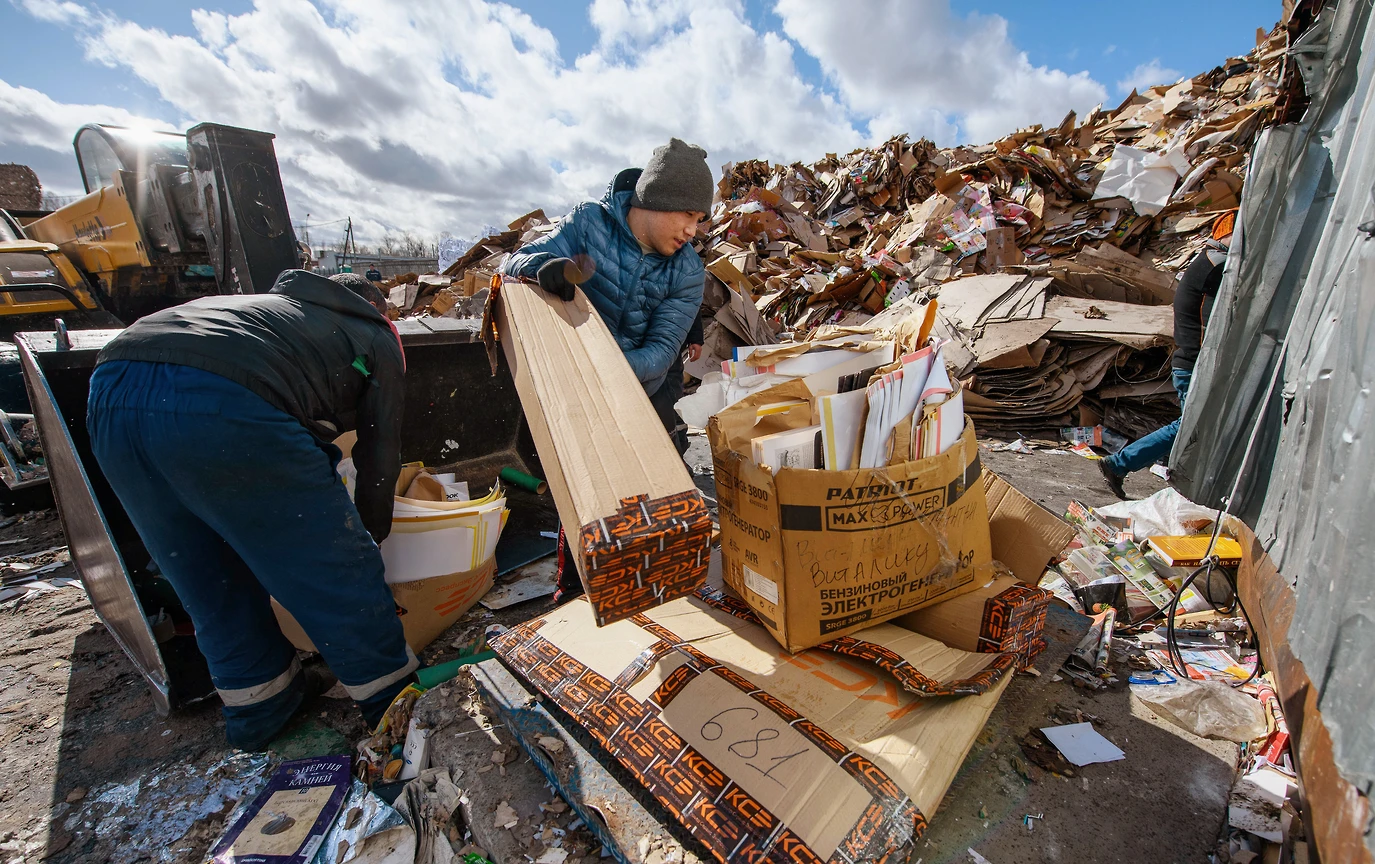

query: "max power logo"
left=802, top=480, right=949, bottom=532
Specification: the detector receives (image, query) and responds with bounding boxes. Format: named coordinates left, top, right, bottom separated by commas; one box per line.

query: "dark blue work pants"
left=1103, top=368, right=1193, bottom=478
left=87, top=360, right=415, bottom=749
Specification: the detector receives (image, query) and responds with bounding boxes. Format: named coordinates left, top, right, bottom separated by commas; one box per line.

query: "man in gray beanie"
left=503, top=138, right=712, bottom=600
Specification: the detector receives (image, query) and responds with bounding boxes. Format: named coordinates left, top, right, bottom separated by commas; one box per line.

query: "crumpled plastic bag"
left=1133, top=679, right=1267, bottom=743
left=1096, top=487, right=1219, bottom=542
left=1093, top=144, right=1191, bottom=216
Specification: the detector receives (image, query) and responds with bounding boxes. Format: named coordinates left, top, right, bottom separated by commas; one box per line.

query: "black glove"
left=536, top=258, right=578, bottom=302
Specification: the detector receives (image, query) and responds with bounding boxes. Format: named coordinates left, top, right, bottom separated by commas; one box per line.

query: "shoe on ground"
left=1098, top=460, right=1127, bottom=500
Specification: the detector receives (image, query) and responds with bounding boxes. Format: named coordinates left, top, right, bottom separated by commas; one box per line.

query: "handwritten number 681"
left=700, top=707, right=808, bottom=786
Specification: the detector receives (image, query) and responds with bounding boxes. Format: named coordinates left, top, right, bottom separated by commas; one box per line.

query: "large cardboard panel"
left=982, top=471, right=1077, bottom=583
left=493, top=278, right=711, bottom=626
left=710, top=381, right=991, bottom=652
left=492, top=594, right=1013, bottom=864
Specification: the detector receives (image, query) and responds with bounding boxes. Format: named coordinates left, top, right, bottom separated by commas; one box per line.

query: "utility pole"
left=340, top=218, right=356, bottom=273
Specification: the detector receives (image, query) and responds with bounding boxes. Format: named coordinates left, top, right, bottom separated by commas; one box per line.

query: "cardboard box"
left=492, top=593, right=1014, bottom=864
left=896, top=573, right=1052, bottom=669
left=982, top=472, right=1077, bottom=583
left=272, top=456, right=502, bottom=655
left=709, top=380, right=992, bottom=652
left=273, top=557, right=495, bottom=655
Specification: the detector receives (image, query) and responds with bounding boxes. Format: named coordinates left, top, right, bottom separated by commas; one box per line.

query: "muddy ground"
left=0, top=441, right=1217, bottom=864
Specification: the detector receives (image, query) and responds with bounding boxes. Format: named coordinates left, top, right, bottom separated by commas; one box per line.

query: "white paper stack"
left=752, top=425, right=822, bottom=471
left=383, top=486, right=508, bottom=584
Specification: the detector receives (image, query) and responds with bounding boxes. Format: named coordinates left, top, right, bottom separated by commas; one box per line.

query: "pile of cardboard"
left=394, top=30, right=1280, bottom=438
left=677, top=27, right=1284, bottom=436
left=0, top=163, right=41, bottom=211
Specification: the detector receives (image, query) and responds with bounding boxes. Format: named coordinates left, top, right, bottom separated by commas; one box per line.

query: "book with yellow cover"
left=1146, top=535, right=1243, bottom=567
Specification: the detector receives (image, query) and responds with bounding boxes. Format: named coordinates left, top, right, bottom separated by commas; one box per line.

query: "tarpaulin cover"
left=1171, top=1, right=1375, bottom=857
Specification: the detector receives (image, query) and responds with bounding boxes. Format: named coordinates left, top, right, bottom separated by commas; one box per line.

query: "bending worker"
left=502, top=137, right=711, bottom=601
left=87, top=270, right=416, bottom=749
left=1099, top=211, right=1235, bottom=498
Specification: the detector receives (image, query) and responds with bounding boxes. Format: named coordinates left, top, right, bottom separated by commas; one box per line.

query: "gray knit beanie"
left=630, top=138, right=713, bottom=215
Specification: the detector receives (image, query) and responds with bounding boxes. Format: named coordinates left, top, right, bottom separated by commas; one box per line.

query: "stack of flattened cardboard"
left=492, top=591, right=1015, bottom=864
left=492, top=278, right=711, bottom=626
left=857, top=273, right=1177, bottom=436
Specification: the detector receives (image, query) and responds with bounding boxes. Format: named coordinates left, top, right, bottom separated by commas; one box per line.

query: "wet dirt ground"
left=0, top=442, right=1221, bottom=864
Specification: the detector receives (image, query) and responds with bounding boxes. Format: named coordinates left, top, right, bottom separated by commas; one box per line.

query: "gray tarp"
left=1171, top=0, right=1375, bottom=849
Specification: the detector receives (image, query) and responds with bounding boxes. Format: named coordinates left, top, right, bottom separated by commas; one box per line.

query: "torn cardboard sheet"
left=493, top=278, right=711, bottom=626
left=491, top=593, right=1014, bottom=864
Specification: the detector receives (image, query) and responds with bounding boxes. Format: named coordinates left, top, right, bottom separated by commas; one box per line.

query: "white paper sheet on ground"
left=1040, top=722, right=1126, bottom=766
left=819, top=389, right=867, bottom=470
left=1092, top=144, right=1189, bottom=216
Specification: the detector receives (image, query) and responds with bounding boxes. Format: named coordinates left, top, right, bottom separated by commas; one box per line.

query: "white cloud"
left=1117, top=59, right=1183, bottom=95
left=14, top=0, right=85, bottom=25
left=1, top=0, right=1114, bottom=242
left=774, top=0, right=1107, bottom=145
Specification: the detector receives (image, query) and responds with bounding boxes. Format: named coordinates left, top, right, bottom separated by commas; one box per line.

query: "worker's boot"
left=223, top=661, right=337, bottom=751
left=1098, top=461, right=1128, bottom=500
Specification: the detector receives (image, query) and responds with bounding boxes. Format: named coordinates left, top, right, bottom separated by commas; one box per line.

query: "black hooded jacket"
left=96, top=270, right=405, bottom=542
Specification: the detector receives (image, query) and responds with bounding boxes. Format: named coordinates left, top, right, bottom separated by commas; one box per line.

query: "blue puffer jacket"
left=503, top=168, right=705, bottom=396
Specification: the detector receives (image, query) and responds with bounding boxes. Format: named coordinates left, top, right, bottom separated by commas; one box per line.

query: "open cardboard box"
left=709, top=379, right=993, bottom=652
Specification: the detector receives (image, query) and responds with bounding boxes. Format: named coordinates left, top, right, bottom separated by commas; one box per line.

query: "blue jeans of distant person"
left=1103, top=367, right=1192, bottom=478
left=87, top=360, right=417, bottom=749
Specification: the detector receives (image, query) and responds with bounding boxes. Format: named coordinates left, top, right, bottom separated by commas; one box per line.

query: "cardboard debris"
left=375, top=32, right=1286, bottom=436
left=491, top=591, right=1015, bottom=864
left=492, top=278, right=711, bottom=626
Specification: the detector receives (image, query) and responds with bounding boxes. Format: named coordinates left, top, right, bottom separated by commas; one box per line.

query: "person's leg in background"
left=89, top=361, right=306, bottom=749
left=648, top=353, right=689, bottom=458
left=552, top=527, right=582, bottom=603
left=1099, top=368, right=1193, bottom=498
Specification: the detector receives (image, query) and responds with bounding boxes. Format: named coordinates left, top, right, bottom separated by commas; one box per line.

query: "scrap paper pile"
left=1035, top=494, right=1258, bottom=691
left=745, top=342, right=965, bottom=471
left=385, top=28, right=1287, bottom=434
left=384, top=481, right=508, bottom=584
left=679, top=328, right=965, bottom=471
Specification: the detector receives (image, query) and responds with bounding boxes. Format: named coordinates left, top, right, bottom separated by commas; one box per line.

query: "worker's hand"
left=686, top=343, right=703, bottom=362
left=536, top=258, right=579, bottom=302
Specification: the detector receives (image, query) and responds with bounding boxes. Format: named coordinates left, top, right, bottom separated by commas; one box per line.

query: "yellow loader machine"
left=5, top=124, right=546, bottom=714
left=0, top=123, right=303, bottom=491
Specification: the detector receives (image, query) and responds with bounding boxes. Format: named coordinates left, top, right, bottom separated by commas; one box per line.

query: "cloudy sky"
left=1, top=0, right=1270, bottom=245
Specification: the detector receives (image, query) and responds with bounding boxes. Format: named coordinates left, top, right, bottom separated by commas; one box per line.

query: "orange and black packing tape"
left=578, top=490, right=712, bottom=626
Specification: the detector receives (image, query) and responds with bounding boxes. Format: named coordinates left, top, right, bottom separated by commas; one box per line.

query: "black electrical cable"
left=1164, top=555, right=1261, bottom=687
